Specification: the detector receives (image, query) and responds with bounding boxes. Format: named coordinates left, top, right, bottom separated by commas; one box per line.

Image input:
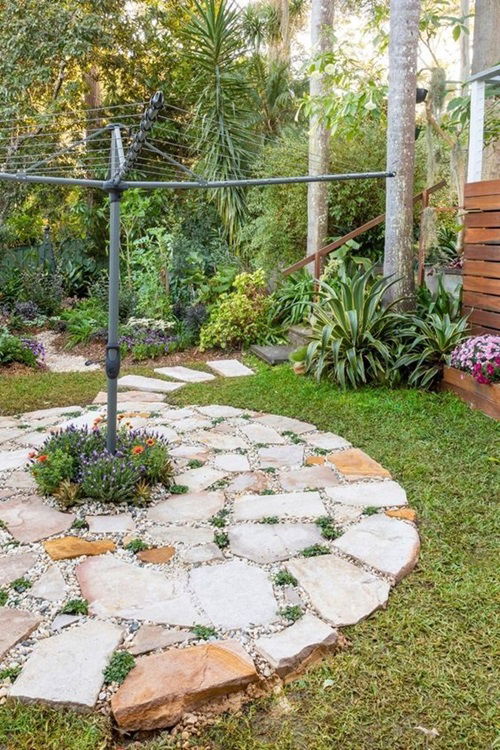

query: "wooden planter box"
left=441, top=366, right=500, bottom=419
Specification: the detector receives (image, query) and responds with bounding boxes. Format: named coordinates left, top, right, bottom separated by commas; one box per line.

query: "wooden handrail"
left=283, top=179, right=447, bottom=276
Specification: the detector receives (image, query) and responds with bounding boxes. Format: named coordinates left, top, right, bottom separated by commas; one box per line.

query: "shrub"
left=417, top=274, right=462, bottom=321
left=80, top=453, right=141, bottom=504
left=30, top=449, right=75, bottom=494
left=61, top=298, right=108, bottom=347
left=450, top=335, right=500, bottom=385
left=20, top=269, right=63, bottom=316
left=0, top=329, right=43, bottom=367
left=269, top=270, right=315, bottom=327
left=119, top=319, right=177, bottom=361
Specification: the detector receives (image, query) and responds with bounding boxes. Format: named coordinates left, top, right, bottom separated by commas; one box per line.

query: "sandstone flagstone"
left=160, top=408, right=196, bottom=420
left=192, top=430, right=248, bottom=451
left=0, top=552, right=37, bottom=587
left=239, top=423, right=287, bottom=444
left=385, top=507, right=417, bottom=522
left=2, top=469, right=37, bottom=490
left=137, top=546, right=175, bottom=564
left=0, top=448, right=30, bottom=473
left=257, top=444, right=304, bottom=469
left=154, top=366, right=216, bottom=383
left=206, top=359, right=254, bottom=377
left=0, top=497, right=75, bottom=543
left=226, top=471, right=270, bottom=494
left=22, top=406, right=82, bottom=421
left=118, top=375, right=184, bottom=393
left=0, top=607, right=41, bottom=659
left=169, top=444, right=211, bottom=462
left=190, top=560, right=278, bottom=629
left=326, top=480, right=407, bottom=508
left=286, top=554, right=390, bottom=626
left=112, top=640, right=257, bottom=730
left=255, top=613, right=337, bottom=677
left=214, top=453, right=250, bottom=472
left=93, top=390, right=165, bottom=404
left=44, top=536, right=116, bottom=560
left=279, top=465, right=340, bottom=491
left=29, top=565, right=66, bottom=601
left=254, top=414, right=316, bottom=434
left=197, top=405, right=245, bottom=418
left=128, top=624, right=195, bottom=656
left=10, top=620, right=122, bottom=709
left=173, top=416, right=212, bottom=433
left=333, top=515, right=420, bottom=581
left=233, top=491, right=326, bottom=521
left=229, top=523, right=324, bottom=564
left=51, top=614, right=82, bottom=632
left=86, top=513, right=135, bottom=534
left=148, top=526, right=213, bottom=546
left=304, top=432, right=351, bottom=451
left=148, top=492, right=225, bottom=523
left=77, top=556, right=205, bottom=625
left=328, top=448, right=391, bottom=479
left=179, top=543, right=224, bottom=564
left=174, top=466, right=227, bottom=493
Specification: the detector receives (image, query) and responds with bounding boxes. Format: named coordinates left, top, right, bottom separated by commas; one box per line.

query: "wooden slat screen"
left=463, top=179, right=500, bottom=335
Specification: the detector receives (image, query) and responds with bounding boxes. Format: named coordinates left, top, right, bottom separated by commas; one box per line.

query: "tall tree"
left=383, top=0, right=421, bottom=306
left=471, top=0, right=500, bottom=180
left=306, top=0, right=334, bottom=268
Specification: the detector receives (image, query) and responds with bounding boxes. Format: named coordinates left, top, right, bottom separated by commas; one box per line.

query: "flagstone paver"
left=255, top=414, right=316, bottom=434
left=233, top=491, right=326, bottom=521
left=117, top=374, right=185, bottom=393
left=328, top=448, right=391, bottom=479
left=206, top=359, right=254, bottom=377
left=148, top=492, right=225, bottom=523
left=179, top=543, right=224, bottom=564
left=190, top=561, right=278, bottom=629
left=229, top=523, right=324, bottom=564
left=173, top=416, right=212, bottom=433
left=0, top=448, right=30, bottom=473
left=51, top=614, right=82, bottom=631
left=154, top=366, right=216, bottom=383
left=93, top=390, right=166, bottom=404
left=0, top=497, right=75, bottom=543
left=257, top=444, right=304, bottom=468
left=0, top=607, right=41, bottom=659
left=10, top=620, right=122, bottom=709
left=169, top=444, right=211, bottom=462
left=148, top=526, right=214, bottom=546
left=0, top=552, right=37, bottom=587
left=226, top=471, right=270, bottom=494
left=278, top=465, right=341, bottom=491
left=333, top=514, right=420, bottom=581
left=137, top=546, right=176, bottom=564
left=385, top=507, right=417, bottom=522
left=44, top=536, right=116, bottom=560
left=326, top=480, right=407, bottom=507
left=29, top=565, right=66, bottom=601
left=173, top=466, right=227, bottom=492
left=193, top=430, right=248, bottom=451
left=197, top=405, right=245, bottom=418
left=214, top=453, right=251, bottom=472
left=86, top=513, right=135, bottom=534
left=128, top=624, right=196, bottom=656
left=239, top=423, right=287, bottom=444
left=304, top=431, right=352, bottom=451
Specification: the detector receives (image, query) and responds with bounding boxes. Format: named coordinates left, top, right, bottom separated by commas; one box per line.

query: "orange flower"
left=146, top=438, right=156, bottom=447
left=37, top=454, right=48, bottom=463
left=132, top=445, right=145, bottom=455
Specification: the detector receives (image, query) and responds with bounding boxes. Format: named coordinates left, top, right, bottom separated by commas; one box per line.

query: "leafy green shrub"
left=417, top=275, right=462, bottom=321
left=103, top=651, right=135, bottom=684
left=20, top=269, right=63, bottom=316
left=30, top=449, right=74, bottom=494
left=0, top=329, right=41, bottom=368
left=269, top=270, right=315, bottom=327
left=199, top=269, right=278, bottom=350
left=61, top=298, right=108, bottom=347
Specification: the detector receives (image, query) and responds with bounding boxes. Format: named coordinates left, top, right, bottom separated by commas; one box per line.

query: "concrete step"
left=250, top=344, right=295, bottom=366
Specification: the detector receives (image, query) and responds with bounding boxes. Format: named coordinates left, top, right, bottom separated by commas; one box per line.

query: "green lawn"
left=0, top=362, right=498, bottom=750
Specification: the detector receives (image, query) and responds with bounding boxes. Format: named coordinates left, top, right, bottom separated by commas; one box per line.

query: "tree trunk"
left=269, top=0, right=291, bottom=63
left=459, top=0, right=471, bottom=93
left=383, top=0, right=421, bottom=307
left=471, top=0, right=500, bottom=180
left=306, top=0, right=334, bottom=273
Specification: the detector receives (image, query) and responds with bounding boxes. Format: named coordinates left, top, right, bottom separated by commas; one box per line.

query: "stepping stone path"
left=206, top=359, right=254, bottom=377
left=154, top=366, right=216, bottom=383
left=0, top=395, right=419, bottom=731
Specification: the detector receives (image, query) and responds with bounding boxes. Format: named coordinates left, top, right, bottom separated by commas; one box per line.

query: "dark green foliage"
left=259, top=516, right=279, bottom=524
left=71, top=518, right=89, bottom=530
left=279, top=605, right=303, bottom=623
left=301, top=544, right=331, bottom=558
left=362, top=506, right=379, bottom=516
left=0, top=665, right=21, bottom=681
left=282, top=430, right=305, bottom=444
left=214, top=531, right=230, bottom=549
left=60, top=598, right=88, bottom=615
left=170, top=484, right=189, bottom=495
left=416, top=274, right=462, bottom=321
left=191, top=624, right=217, bottom=640
left=210, top=509, right=230, bottom=528
left=270, top=271, right=315, bottom=327
left=259, top=489, right=276, bottom=496
left=124, top=539, right=149, bottom=553
left=273, top=570, right=298, bottom=587
left=315, top=516, right=341, bottom=540
left=188, top=459, right=205, bottom=469
left=0, top=329, right=38, bottom=367
left=10, top=577, right=31, bottom=593
left=103, top=651, right=135, bottom=685
left=30, top=449, right=74, bottom=495
left=19, top=269, right=63, bottom=316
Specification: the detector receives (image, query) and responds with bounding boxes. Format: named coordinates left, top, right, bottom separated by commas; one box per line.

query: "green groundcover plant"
left=29, top=425, right=173, bottom=505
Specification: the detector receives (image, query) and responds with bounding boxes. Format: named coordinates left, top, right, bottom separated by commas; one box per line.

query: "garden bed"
left=441, top=365, right=500, bottom=419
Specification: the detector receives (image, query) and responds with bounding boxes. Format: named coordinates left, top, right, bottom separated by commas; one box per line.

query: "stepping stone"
left=0, top=427, right=28, bottom=444
left=77, top=556, right=205, bottom=626
left=333, top=515, right=420, bottom=581
left=29, top=565, right=66, bottom=601
left=128, top=624, right=196, bottom=656
left=112, top=640, right=257, bottom=730
left=239, top=423, right=287, bottom=445
left=229, top=523, right=324, bottom=564
left=193, top=430, right=248, bottom=451
left=0, top=552, right=37, bottom=587
left=53, top=412, right=105, bottom=432
left=226, top=472, right=270, bottom=494
left=206, top=359, right=254, bottom=377
left=116, top=403, right=164, bottom=414
left=173, top=466, right=227, bottom=493
left=137, top=547, right=175, bottom=564
left=148, top=526, right=213, bottom=546
left=286, top=554, right=390, bottom=626
left=148, top=492, right=225, bottom=523
left=305, top=432, right=351, bottom=451
left=190, top=560, right=278, bottom=629
left=51, top=614, right=81, bottom=632
left=180, top=543, right=224, bottom=565
left=255, top=414, right=316, bottom=434
left=327, top=448, right=391, bottom=479
left=233, top=491, right=326, bottom=521
left=214, top=453, right=251, bottom=472
left=161, top=408, right=196, bottom=420
left=326, top=480, right=407, bottom=508
left=385, top=507, right=417, bottom=522
left=118, top=375, right=184, bottom=394
left=154, top=366, right=216, bottom=383
left=255, top=614, right=337, bottom=677
left=0, top=607, right=41, bottom=659
left=0, top=448, right=30, bottom=473
left=15, top=431, right=48, bottom=449
left=0, top=497, right=75, bottom=543
left=150, top=426, right=179, bottom=443
left=93, top=390, right=165, bottom=404
left=331, top=504, right=363, bottom=526
left=10, top=620, right=122, bottom=709
left=170, top=444, right=211, bottom=462
left=257, top=445, right=304, bottom=469
left=44, top=536, right=116, bottom=560
left=86, top=513, right=135, bottom=534
left=2, top=469, right=37, bottom=491
left=22, top=406, right=83, bottom=421
left=279, top=466, right=340, bottom=491
left=174, top=416, right=212, bottom=433
left=197, top=405, right=244, bottom=418
left=250, top=344, right=295, bottom=365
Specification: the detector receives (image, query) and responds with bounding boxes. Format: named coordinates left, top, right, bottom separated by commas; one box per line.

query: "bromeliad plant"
left=29, top=426, right=174, bottom=506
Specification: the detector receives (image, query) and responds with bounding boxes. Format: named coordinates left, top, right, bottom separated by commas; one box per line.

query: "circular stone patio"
left=0, top=396, right=420, bottom=731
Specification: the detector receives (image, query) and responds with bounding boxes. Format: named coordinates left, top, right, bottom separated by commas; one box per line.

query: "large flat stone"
left=193, top=430, right=248, bottom=451
left=333, top=515, right=420, bottom=581
left=0, top=497, right=74, bottom=543
left=0, top=552, right=37, bottom=587
left=22, top=406, right=83, bottom=421
left=117, top=375, right=184, bottom=393
left=0, top=448, right=30, bottom=473
left=239, top=423, right=287, bottom=445
left=173, top=416, right=212, bottom=433
left=29, top=565, right=66, bottom=601
left=305, top=432, right=351, bottom=451
left=149, top=425, right=179, bottom=443
left=148, top=526, right=214, bottom=546
left=233, top=491, right=326, bottom=521
left=226, top=472, right=270, bottom=494
left=44, top=536, right=116, bottom=560
left=286, top=554, right=390, bottom=626
left=112, top=640, right=257, bottom=730
left=197, top=405, right=245, bottom=418
left=10, top=620, right=122, bottom=709
left=229, top=523, right=324, bottom=564
left=169, top=444, right=211, bottom=462
left=137, top=547, right=175, bottom=564
left=93, top=390, right=165, bottom=404
left=148, top=492, right=225, bottom=523
left=257, top=445, right=304, bottom=469
left=128, top=624, right=195, bottom=656
left=250, top=344, right=295, bottom=365
left=53, top=412, right=105, bottom=432
left=154, top=366, right=216, bottom=383
left=214, top=453, right=250, bottom=472
left=77, top=556, right=205, bottom=625
left=179, top=543, right=224, bottom=564
left=0, top=607, right=41, bottom=659
left=86, top=513, right=135, bottom=534
left=160, top=408, right=196, bottom=420
left=206, top=359, right=254, bottom=377
left=190, top=560, right=278, bottom=629
left=328, top=448, right=391, bottom=479
left=279, top=466, right=341, bottom=491
left=326, top=481, right=407, bottom=508
left=254, top=414, right=316, bottom=434
left=255, top=614, right=337, bottom=677
left=173, top=466, right=227, bottom=492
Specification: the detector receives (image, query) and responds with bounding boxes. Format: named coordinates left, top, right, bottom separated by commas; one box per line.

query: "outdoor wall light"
left=416, top=87, right=428, bottom=104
